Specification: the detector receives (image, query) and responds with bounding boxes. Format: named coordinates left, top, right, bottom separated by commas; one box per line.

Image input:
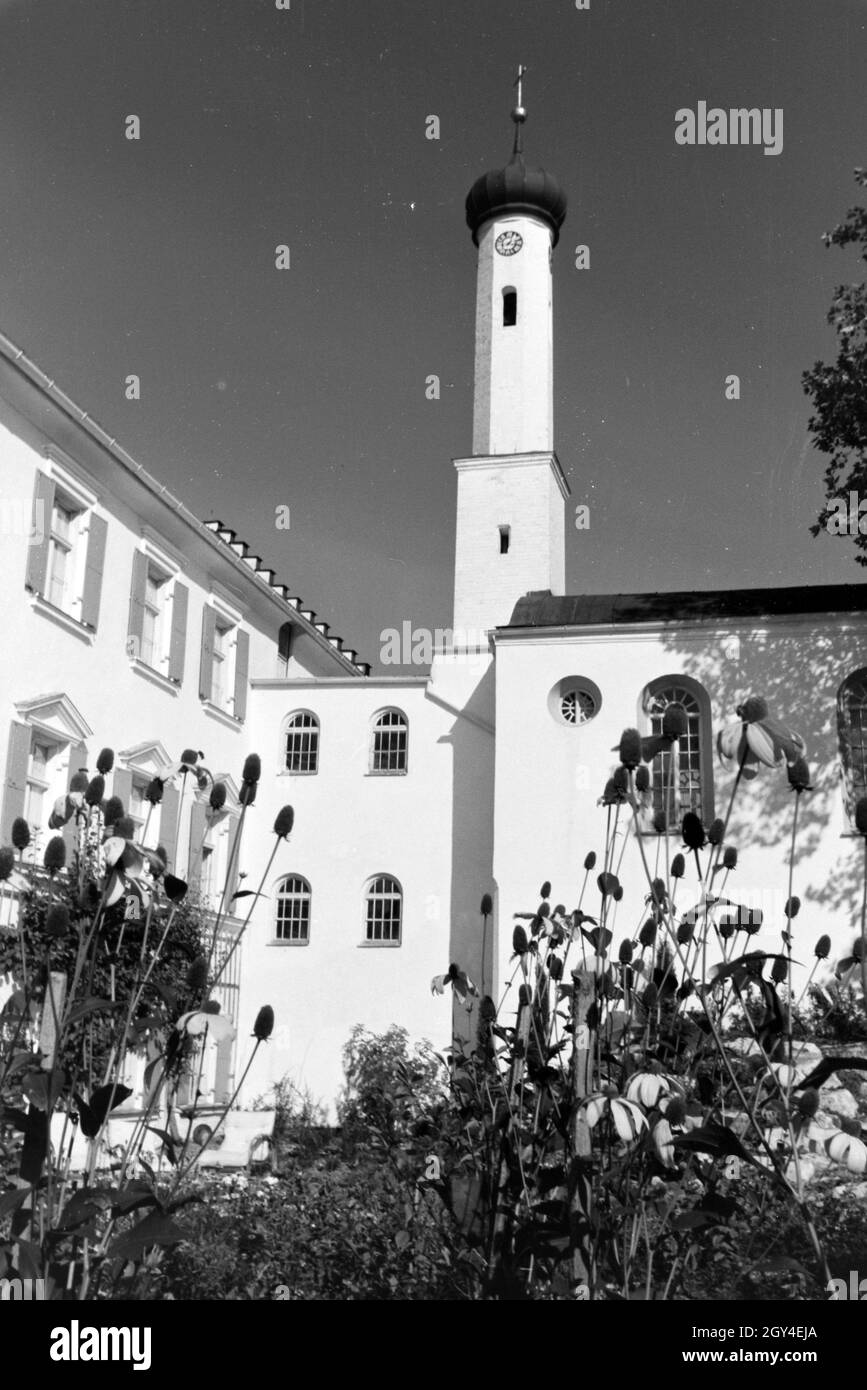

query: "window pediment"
left=14, top=692, right=92, bottom=743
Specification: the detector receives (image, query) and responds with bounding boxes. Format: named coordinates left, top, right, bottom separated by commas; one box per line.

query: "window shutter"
left=160, top=783, right=180, bottom=872
left=199, top=605, right=216, bottom=701
left=168, top=582, right=189, bottom=685
left=1, top=722, right=32, bottom=842
left=25, top=471, right=55, bottom=596
left=112, top=767, right=133, bottom=815
left=80, top=513, right=108, bottom=629
left=188, top=799, right=208, bottom=884
left=62, top=740, right=89, bottom=859
left=127, top=550, right=149, bottom=652
left=233, top=628, right=250, bottom=721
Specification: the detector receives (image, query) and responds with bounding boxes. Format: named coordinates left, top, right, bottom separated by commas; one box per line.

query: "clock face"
left=495, top=230, right=523, bottom=257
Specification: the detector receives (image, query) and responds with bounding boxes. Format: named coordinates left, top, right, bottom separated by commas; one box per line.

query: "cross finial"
left=514, top=64, right=526, bottom=112
left=511, top=64, right=527, bottom=155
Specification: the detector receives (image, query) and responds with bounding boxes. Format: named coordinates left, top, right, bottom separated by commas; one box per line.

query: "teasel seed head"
left=254, top=1005, right=275, bottom=1040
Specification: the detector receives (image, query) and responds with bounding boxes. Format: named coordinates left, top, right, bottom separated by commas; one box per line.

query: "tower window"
left=499, top=525, right=511, bottom=555
left=502, top=289, right=517, bottom=327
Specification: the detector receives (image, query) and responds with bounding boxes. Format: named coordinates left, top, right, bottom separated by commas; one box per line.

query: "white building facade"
left=2, top=105, right=866, bottom=1113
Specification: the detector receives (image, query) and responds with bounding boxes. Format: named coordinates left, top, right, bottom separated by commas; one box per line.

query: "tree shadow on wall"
left=657, top=621, right=866, bottom=933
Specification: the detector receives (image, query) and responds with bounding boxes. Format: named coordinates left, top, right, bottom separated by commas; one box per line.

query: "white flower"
left=176, top=1010, right=237, bottom=1044
left=103, top=836, right=127, bottom=868
left=579, top=1093, right=647, bottom=1144
left=652, top=1118, right=676, bottom=1168
left=826, top=1131, right=867, bottom=1174
left=625, top=1072, right=680, bottom=1108
left=771, top=1062, right=806, bottom=1089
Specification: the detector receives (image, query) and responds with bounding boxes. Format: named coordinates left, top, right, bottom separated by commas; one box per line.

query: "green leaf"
left=672, top=1123, right=754, bottom=1165
left=57, top=1189, right=111, bottom=1231
left=672, top=1210, right=713, bottom=1231
left=754, top=1255, right=809, bottom=1275
left=65, top=998, right=123, bottom=1027
left=109, top=1212, right=184, bottom=1262
left=109, top=1182, right=160, bottom=1217
left=75, top=1085, right=133, bottom=1138
left=2, top=1052, right=36, bottom=1082
left=146, top=1126, right=178, bottom=1167
left=709, top=952, right=795, bottom=986
left=20, top=1108, right=49, bottom=1184
left=0, top=1188, right=30, bottom=1221
left=15, top=1238, right=42, bottom=1281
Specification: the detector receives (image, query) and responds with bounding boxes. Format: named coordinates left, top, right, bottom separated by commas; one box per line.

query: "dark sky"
left=1, top=0, right=865, bottom=670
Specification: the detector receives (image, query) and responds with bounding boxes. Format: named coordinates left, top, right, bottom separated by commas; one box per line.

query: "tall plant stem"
left=860, top=836, right=867, bottom=1009
left=784, top=793, right=801, bottom=1091
left=203, top=802, right=250, bottom=982
left=709, top=745, right=748, bottom=880
left=210, top=835, right=283, bottom=993
left=171, top=1041, right=262, bottom=1190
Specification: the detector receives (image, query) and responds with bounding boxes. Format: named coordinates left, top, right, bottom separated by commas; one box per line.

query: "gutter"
left=0, top=331, right=370, bottom=677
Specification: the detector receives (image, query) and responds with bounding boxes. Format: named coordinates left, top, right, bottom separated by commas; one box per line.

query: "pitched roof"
left=502, top=585, right=867, bottom=631
left=0, top=331, right=370, bottom=675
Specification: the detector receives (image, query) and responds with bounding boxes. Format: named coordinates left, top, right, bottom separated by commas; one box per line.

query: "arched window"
left=364, top=874, right=402, bottom=944
left=838, top=669, right=867, bottom=822
left=503, top=288, right=517, bottom=327
left=642, top=676, right=714, bottom=826
left=284, top=711, right=319, bottom=774
left=370, top=709, right=408, bottom=774
left=275, top=875, right=311, bottom=943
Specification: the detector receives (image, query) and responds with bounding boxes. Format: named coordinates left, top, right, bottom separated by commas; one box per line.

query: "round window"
left=560, top=689, right=597, bottom=724
left=548, top=677, right=602, bottom=727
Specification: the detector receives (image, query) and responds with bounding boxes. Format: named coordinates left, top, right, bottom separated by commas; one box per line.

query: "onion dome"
left=465, top=74, right=567, bottom=246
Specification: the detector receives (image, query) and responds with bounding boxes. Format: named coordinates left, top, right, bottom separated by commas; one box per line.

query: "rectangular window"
left=140, top=569, right=164, bottom=668
left=211, top=619, right=233, bottom=707
left=128, top=779, right=145, bottom=828
left=25, top=738, right=56, bottom=835
left=25, top=781, right=45, bottom=832
left=47, top=501, right=78, bottom=612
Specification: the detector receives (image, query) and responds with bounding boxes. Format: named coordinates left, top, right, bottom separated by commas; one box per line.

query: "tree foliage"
left=804, top=167, right=867, bottom=556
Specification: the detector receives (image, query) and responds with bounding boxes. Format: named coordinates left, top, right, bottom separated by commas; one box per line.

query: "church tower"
left=453, top=71, right=570, bottom=636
